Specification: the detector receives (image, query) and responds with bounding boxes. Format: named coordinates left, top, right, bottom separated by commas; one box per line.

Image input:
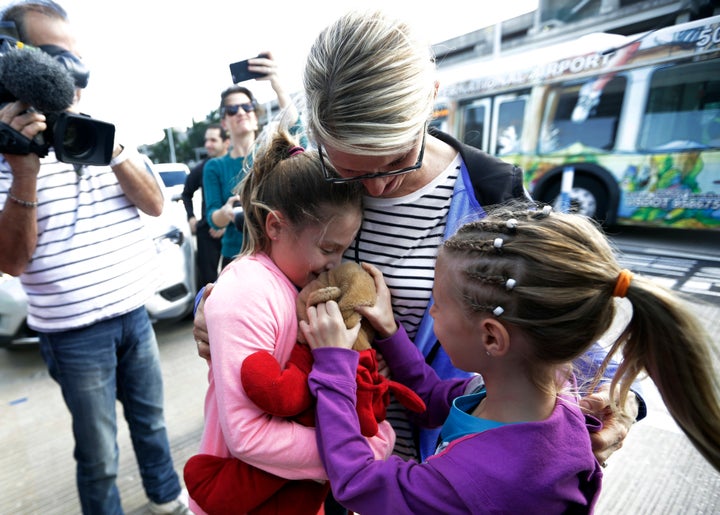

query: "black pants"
left=195, top=221, right=222, bottom=290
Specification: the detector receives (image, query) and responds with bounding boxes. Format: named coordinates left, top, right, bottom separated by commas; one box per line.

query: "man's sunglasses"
left=221, top=102, right=256, bottom=117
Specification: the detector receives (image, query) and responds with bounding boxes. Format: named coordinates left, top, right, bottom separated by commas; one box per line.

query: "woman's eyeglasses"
left=319, top=127, right=426, bottom=183
left=221, top=102, right=256, bottom=117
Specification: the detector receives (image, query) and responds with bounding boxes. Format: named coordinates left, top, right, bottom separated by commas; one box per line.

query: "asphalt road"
left=609, top=226, right=720, bottom=306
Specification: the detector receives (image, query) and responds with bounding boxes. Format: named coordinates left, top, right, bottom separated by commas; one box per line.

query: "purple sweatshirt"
left=308, top=325, right=602, bottom=514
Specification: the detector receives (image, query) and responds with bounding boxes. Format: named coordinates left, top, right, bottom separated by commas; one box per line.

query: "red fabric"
left=183, top=453, right=328, bottom=515
left=243, top=344, right=425, bottom=436
left=185, top=344, right=425, bottom=514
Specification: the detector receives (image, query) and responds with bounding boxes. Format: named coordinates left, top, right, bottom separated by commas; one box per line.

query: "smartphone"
left=229, top=53, right=268, bottom=84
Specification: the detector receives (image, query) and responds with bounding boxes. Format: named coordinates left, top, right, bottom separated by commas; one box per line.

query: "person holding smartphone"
left=203, top=52, right=294, bottom=269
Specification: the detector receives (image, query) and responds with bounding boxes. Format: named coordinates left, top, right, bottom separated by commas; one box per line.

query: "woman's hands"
left=580, top=385, right=639, bottom=465
left=193, top=284, right=214, bottom=360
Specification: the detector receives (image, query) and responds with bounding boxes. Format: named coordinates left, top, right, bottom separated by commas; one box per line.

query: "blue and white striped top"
left=0, top=151, right=159, bottom=332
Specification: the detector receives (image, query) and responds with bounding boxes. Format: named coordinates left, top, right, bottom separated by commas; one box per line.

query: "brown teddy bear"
left=184, top=262, right=425, bottom=515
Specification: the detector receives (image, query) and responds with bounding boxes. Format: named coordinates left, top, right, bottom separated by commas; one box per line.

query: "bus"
left=434, top=14, right=720, bottom=230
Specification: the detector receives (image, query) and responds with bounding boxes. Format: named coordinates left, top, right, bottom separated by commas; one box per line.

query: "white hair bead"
left=492, top=306, right=504, bottom=317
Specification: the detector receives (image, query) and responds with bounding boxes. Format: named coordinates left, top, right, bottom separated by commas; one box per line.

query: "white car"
left=154, top=161, right=203, bottom=224
left=154, top=162, right=191, bottom=202
left=0, top=159, right=196, bottom=348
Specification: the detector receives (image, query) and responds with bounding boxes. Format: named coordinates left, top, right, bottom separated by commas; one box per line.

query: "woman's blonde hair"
left=303, top=9, right=436, bottom=155
left=441, top=202, right=720, bottom=472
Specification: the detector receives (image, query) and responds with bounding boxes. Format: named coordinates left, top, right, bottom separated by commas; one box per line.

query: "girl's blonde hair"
left=441, top=202, right=720, bottom=472
left=303, top=9, right=436, bottom=155
left=238, top=122, right=363, bottom=257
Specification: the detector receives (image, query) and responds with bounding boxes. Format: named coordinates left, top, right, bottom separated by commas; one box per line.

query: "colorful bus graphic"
left=435, top=15, right=720, bottom=230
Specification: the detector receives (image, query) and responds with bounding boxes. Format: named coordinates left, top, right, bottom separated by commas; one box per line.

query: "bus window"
left=638, top=60, right=720, bottom=151
left=459, top=98, right=491, bottom=151
left=493, top=95, right=527, bottom=155
left=540, top=76, right=625, bottom=153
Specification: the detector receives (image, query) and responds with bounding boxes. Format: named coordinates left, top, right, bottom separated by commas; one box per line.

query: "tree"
left=141, top=109, right=221, bottom=165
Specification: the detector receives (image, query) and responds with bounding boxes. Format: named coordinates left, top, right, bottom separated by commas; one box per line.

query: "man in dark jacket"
left=182, top=124, right=230, bottom=291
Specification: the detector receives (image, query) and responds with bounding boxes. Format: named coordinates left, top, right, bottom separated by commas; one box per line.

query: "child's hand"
left=355, top=263, right=397, bottom=339
left=300, top=301, right=362, bottom=351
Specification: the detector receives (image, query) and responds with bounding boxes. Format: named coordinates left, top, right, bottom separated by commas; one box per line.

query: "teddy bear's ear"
left=307, top=286, right=342, bottom=306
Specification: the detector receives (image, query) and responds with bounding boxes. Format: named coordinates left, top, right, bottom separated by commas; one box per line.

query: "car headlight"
left=153, top=227, right=184, bottom=253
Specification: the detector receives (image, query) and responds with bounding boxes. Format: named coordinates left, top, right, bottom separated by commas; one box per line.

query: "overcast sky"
left=57, top=1, right=538, bottom=146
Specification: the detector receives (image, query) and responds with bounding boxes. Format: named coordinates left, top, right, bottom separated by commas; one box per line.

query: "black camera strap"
left=0, top=121, right=48, bottom=157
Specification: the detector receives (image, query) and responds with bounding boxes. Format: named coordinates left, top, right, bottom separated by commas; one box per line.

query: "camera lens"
left=62, top=117, right=96, bottom=159
left=52, top=112, right=116, bottom=165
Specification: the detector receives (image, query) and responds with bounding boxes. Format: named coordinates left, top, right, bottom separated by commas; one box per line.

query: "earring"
left=486, top=351, right=491, bottom=356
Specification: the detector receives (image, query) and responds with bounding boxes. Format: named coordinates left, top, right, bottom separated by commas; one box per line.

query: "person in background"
left=182, top=123, right=230, bottom=291
left=302, top=204, right=720, bottom=514
left=186, top=121, right=394, bottom=514
left=0, top=2, right=190, bottom=514
left=204, top=55, right=293, bottom=269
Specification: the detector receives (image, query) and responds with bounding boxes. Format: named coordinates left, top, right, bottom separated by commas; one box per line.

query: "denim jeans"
left=39, top=306, right=181, bottom=514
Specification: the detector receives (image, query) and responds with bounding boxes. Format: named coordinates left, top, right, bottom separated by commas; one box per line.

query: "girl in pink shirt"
left=185, top=124, right=396, bottom=514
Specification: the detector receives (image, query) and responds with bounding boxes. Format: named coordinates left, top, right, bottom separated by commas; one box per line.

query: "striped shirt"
left=344, top=154, right=460, bottom=459
left=0, top=152, right=159, bottom=332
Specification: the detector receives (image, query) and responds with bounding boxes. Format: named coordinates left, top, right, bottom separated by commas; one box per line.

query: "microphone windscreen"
left=0, top=46, right=75, bottom=112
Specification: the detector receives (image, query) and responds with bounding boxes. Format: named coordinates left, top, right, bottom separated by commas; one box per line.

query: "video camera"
left=0, top=22, right=115, bottom=165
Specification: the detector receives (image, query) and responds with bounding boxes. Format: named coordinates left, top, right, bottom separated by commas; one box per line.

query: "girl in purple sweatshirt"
left=302, top=203, right=720, bottom=514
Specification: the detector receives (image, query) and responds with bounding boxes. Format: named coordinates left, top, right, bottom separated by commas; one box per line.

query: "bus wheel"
left=540, top=174, right=609, bottom=223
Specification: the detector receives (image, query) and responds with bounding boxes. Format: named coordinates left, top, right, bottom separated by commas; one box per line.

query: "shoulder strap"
left=430, top=128, right=527, bottom=207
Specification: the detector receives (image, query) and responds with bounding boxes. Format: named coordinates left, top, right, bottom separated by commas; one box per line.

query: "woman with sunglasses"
left=204, top=52, right=293, bottom=269
left=301, top=9, right=644, bottom=472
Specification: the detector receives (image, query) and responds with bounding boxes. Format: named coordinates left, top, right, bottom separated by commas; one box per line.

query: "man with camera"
left=0, top=2, right=189, bottom=514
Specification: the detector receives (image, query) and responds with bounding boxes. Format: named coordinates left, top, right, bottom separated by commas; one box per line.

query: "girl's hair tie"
left=613, top=269, right=633, bottom=298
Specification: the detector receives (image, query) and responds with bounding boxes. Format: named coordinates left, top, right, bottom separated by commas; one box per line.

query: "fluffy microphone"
left=0, top=46, right=75, bottom=112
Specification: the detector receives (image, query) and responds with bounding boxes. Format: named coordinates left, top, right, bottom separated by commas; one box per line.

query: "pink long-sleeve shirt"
left=192, top=253, right=395, bottom=513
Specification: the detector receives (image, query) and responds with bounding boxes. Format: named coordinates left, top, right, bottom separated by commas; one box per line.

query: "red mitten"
left=355, top=349, right=426, bottom=434
left=184, top=454, right=288, bottom=515
left=355, top=359, right=383, bottom=437
left=241, top=344, right=314, bottom=421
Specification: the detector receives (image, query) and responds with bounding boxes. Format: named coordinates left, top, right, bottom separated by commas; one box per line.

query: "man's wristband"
left=109, top=144, right=131, bottom=167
